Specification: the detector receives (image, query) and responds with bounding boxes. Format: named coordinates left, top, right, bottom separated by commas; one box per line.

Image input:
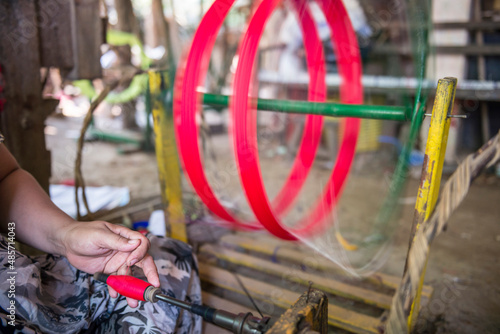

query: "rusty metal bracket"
left=267, top=289, right=328, bottom=334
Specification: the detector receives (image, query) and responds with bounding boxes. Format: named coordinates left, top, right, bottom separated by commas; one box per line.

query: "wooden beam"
left=201, top=244, right=393, bottom=310
left=373, top=44, right=500, bottom=56
left=434, top=20, right=500, bottom=30
left=219, top=233, right=434, bottom=300
left=385, top=21, right=500, bottom=30
left=199, top=263, right=381, bottom=334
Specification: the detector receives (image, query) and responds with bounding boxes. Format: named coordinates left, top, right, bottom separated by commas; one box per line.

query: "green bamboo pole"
left=202, top=93, right=411, bottom=121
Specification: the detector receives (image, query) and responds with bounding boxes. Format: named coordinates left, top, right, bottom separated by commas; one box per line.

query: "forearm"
left=0, top=168, right=73, bottom=255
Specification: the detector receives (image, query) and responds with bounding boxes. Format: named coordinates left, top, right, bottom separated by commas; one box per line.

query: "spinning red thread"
left=174, top=0, right=362, bottom=240
left=173, top=0, right=325, bottom=232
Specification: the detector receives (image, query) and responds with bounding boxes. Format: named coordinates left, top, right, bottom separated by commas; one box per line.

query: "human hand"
left=60, top=221, right=160, bottom=308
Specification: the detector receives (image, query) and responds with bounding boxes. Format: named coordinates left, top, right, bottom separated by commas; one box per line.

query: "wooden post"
left=148, top=71, right=187, bottom=242
left=0, top=0, right=52, bottom=193
left=113, top=0, right=140, bottom=129
left=395, top=77, right=457, bottom=333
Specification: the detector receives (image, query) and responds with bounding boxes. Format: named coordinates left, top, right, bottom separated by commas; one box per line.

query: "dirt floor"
left=45, top=114, right=500, bottom=333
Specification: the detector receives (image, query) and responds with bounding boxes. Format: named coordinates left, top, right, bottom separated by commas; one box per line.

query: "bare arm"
left=0, top=144, right=72, bottom=254
left=0, top=144, right=160, bottom=307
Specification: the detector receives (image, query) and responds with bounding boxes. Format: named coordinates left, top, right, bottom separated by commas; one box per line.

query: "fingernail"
left=128, top=239, right=139, bottom=244
left=129, top=258, right=138, bottom=266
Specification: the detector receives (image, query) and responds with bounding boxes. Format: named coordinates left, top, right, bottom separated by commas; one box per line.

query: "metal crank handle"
left=94, top=273, right=270, bottom=334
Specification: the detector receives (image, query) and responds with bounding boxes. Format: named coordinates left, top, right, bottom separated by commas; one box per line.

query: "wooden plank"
left=202, top=292, right=257, bottom=314
left=372, top=44, right=500, bottom=56
left=199, top=263, right=381, bottom=334
left=434, top=45, right=500, bottom=55
left=434, top=20, right=500, bottom=30
left=386, top=21, right=500, bottom=30
left=219, top=234, right=433, bottom=299
left=201, top=244, right=393, bottom=310
left=67, top=0, right=102, bottom=80
left=36, top=0, right=74, bottom=69
left=221, top=234, right=399, bottom=288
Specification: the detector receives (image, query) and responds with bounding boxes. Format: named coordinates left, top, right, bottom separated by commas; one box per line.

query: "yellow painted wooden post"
left=148, top=71, right=187, bottom=242
left=407, top=77, right=457, bottom=330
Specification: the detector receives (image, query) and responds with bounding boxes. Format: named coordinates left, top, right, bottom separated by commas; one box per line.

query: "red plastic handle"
left=106, top=275, right=152, bottom=301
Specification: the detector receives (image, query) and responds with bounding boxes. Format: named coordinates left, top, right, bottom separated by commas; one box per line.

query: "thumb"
left=101, top=233, right=140, bottom=251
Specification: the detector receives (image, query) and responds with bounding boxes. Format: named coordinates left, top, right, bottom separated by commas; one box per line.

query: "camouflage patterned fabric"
left=0, top=233, right=202, bottom=334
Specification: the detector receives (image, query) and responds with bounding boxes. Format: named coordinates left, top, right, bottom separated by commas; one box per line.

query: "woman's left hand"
left=60, top=221, right=160, bottom=308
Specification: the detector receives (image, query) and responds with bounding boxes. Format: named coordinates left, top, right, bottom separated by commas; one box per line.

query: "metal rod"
left=156, top=294, right=192, bottom=310
left=424, top=113, right=467, bottom=118
left=202, top=93, right=411, bottom=121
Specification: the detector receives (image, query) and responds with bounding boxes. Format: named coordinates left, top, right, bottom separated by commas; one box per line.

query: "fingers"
left=96, top=224, right=141, bottom=253
left=103, top=223, right=152, bottom=267
left=126, top=296, right=138, bottom=308
left=89, top=221, right=159, bottom=309
left=104, top=222, right=147, bottom=243
left=135, top=254, right=160, bottom=287
left=98, top=222, right=152, bottom=268
left=105, top=264, right=138, bottom=307
left=115, top=265, right=138, bottom=308
left=125, top=238, right=150, bottom=268
left=117, top=263, right=131, bottom=276
left=106, top=265, right=129, bottom=299
left=108, top=285, right=118, bottom=298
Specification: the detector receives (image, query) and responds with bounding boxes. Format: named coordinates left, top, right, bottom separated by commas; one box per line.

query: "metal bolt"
left=306, top=281, right=313, bottom=303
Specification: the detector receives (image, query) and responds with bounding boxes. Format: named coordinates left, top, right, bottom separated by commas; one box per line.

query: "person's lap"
left=0, top=233, right=202, bottom=334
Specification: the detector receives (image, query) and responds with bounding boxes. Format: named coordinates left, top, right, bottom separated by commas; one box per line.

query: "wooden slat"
left=202, top=292, right=257, bottom=313
left=373, top=44, right=500, bottom=56
left=434, top=20, right=500, bottom=30
left=221, top=234, right=399, bottom=288
left=386, top=21, right=500, bottom=30
left=67, top=0, right=103, bottom=80
left=199, top=263, right=381, bottom=334
left=36, top=0, right=74, bottom=69
left=201, top=244, right=393, bottom=310
left=220, top=233, right=433, bottom=299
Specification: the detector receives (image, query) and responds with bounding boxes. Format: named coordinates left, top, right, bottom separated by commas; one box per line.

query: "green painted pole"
left=202, top=93, right=411, bottom=121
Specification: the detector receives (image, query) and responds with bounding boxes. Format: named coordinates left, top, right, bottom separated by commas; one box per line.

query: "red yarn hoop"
left=230, top=0, right=362, bottom=239
left=174, top=0, right=329, bottom=235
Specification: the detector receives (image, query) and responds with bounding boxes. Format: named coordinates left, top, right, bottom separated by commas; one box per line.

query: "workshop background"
left=0, top=0, right=499, bottom=333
